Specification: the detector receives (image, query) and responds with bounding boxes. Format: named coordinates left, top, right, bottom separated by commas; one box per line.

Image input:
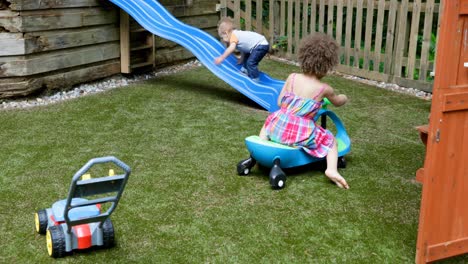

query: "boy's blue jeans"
left=243, top=44, right=270, bottom=79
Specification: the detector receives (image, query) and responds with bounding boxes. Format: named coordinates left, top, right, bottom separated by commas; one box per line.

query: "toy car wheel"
left=35, top=209, right=48, bottom=235
left=269, top=165, right=286, bottom=189
left=237, top=157, right=256, bottom=176
left=338, top=156, right=347, bottom=168
left=47, top=225, right=66, bottom=258
left=102, top=218, right=115, bottom=248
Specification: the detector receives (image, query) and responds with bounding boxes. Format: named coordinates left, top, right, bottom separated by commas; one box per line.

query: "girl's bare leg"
left=259, top=125, right=268, bottom=140
left=325, top=140, right=349, bottom=189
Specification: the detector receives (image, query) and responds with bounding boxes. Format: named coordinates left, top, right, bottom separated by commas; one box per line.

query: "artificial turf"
left=2, top=58, right=465, bottom=263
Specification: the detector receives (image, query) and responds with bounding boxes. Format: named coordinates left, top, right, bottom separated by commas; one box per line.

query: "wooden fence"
left=219, top=0, right=443, bottom=92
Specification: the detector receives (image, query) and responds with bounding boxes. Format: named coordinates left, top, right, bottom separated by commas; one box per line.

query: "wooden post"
left=220, top=0, right=227, bottom=17
left=344, top=0, right=353, bottom=65
left=270, top=0, right=278, bottom=45
left=327, top=0, right=334, bottom=37
left=363, top=0, right=374, bottom=70
left=419, top=0, right=435, bottom=81
left=373, top=0, right=385, bottom=71
left=295, top=0, right=301, bottom=55
left=120, top=9, right=131, bottom=74
left=233, top=0, right=241, bottom=29
left=287, top=0, right=293, bottom=57
left=384, top=0, right=398, bottom=75
left=246, top=0, right=252, bottom=30
left=393, top=0, right=408, bottom=77
left=302, top=0, right=310, bottom=37
left=415, top=0, right=468, bottom=262
left=407, top=0, right=421, bottom=80
left=256, top=0, right=263, bottom=34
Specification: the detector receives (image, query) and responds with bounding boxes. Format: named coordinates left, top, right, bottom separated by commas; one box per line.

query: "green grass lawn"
left=1, top=58, right=464, bottom=263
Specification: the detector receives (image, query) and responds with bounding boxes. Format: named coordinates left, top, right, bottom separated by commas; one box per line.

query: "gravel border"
left=0, top=60, right=202, bottom=110
left=0, top=58, right=431, bottom=110
left=269, top=56, right=432, bottom=101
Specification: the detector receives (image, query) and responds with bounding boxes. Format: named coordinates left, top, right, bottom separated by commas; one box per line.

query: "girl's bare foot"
left=325, top=170, right=349, bottom=189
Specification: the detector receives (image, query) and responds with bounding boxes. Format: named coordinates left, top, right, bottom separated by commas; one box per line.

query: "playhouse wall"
left=0, top=0, right=218, bottom=98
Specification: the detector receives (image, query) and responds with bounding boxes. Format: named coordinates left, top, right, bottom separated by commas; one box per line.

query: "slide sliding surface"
left=109, top=0, right=284, bottom=112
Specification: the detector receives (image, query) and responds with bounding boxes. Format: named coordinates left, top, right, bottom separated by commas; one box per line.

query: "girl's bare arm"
left=324, top=85, right=348, bottom=106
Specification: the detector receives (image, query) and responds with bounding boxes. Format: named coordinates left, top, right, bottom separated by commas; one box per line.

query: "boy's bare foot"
left=325, top=170, right=349, bottom=189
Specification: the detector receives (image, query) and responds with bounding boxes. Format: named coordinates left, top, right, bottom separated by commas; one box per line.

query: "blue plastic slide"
left=108, top=0, right=284, bottom=112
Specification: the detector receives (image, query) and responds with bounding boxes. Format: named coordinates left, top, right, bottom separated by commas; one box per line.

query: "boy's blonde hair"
left=217, top=16, right=235, bottom=34
left=298, top=33, right=339, bottom=78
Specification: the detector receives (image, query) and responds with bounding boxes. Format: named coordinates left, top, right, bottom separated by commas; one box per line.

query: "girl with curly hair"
left=259, top=33, right=349, bottom=189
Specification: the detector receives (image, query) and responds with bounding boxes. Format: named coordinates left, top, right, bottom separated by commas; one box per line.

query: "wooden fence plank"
left=287, top=0, right=293, bottom=56
left=0, top=43, right=120, bottom=77
left=327, top=0, right=334, bottom=36
left=246, top=0, right=252, bottom=30
left=432, top=1, right=444, bottom=77
left=0, top=10, right=22, bottom=33
left=295, top=0, right=301, bottom=50
left=336, top=0, right=343, bottom=47
left=407, top=0, right=421, bottom=80
left=393, top=0, right=408, bottom=77
left=42, top=60, right=120, bottom=91
left=0, top=60, right=120, bottom=98
left=344, top=0, right=353, bottom=65
left=120, top=10, right=130, bottom=74
left=363, top=0, right=374, bottom=70
left=27, top=26, right=118, bottom=54
left=419, top=0, right=435, bottom=81
left=234, top=0, right=241, bottom=28
left=331, top=0, right=440, bottom=12
left=0, top=8, right=117, bottom=33
left=0, top=33, right=25, bottom=56
left=384, top=0, right=398, bottom=74
left=256, top=0, right=263, bottom=34
left=280, top=0, right=286, bottom=36
left=154, top=46, right=195, bottom=65
left=270, top=0, right=275, bottom=44
left=226, top=1, right=269, bottom=34
left=319, top=0, right=325, bottom=33
left=310, top=0, right=317, bottom=33
left=374, top=0, right=385, bottom=71
left=0, top=26, right=118, bottom=56
left=353, top=0, right=363, bottom=67
left=302, top=0, right=309, bottom=37
left=220, top=0, right=227, bottom=17
left=336, top=64, right=390, bottom=82
left=8, top=0, right=106, bottom=11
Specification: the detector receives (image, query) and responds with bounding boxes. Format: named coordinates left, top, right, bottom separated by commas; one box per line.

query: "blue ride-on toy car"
left=34, top=156, right=131, bottom=258
left=237, top=109, right=350, bottom=189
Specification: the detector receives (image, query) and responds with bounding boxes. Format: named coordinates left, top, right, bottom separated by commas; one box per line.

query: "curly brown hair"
left=298, top=33, right=339, bottom=78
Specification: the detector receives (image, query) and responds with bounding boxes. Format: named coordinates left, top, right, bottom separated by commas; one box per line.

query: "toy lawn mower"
left=34, top=156, right=131, bottom=258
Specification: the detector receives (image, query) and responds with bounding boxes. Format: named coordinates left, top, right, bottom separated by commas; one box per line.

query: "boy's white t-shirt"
left=230, top=30, right=268, bottom=53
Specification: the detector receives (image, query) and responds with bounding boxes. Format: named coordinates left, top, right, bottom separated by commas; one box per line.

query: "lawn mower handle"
left=71, top=156, right=131, bottom=180
left=63, top=156, right=131, bottom=232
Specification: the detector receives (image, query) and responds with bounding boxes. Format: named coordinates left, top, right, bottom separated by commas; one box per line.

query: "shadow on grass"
left=243, top=155, right=353, bottom=188
left=149, top=76, right=266, bottom=111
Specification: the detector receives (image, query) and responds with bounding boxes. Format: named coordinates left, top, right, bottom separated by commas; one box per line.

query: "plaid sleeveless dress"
left=263, top=74, right=334, bottom=158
